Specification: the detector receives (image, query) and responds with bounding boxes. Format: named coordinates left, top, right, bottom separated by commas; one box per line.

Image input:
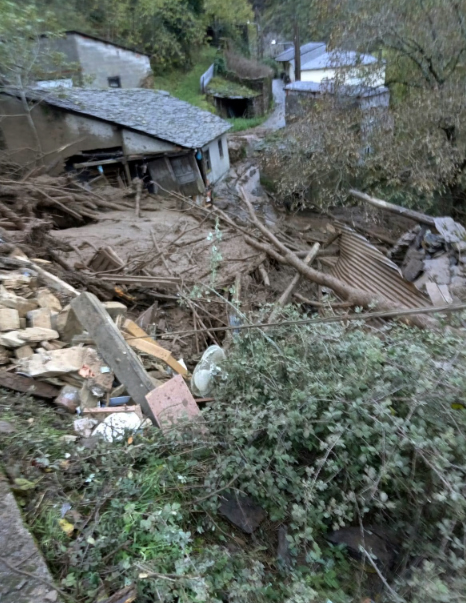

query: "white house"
left=275, top=42, right=326, bottom=82
left=299, top=50, right=385, bottom=87
left=49, top=31, right=152, bottom=89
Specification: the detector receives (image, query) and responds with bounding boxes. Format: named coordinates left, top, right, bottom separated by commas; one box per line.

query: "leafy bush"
left=200, top=312, right=466, bottom=600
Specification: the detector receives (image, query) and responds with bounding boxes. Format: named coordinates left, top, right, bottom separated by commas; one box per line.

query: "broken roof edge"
left=64, top=30, right=151, bottom=59
left=1, top=87, right=232, bottom=150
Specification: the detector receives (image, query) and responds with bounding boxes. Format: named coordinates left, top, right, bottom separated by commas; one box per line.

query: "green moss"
left=206, top=77, right=259, bottom=98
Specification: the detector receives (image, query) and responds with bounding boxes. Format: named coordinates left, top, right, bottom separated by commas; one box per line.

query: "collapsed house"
left=0, top=88, right=232, bottom=194
left=39, top=30, right=153, bottom=89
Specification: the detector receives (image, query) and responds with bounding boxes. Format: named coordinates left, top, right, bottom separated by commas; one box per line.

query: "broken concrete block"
left=92, top=412, right=144, bottom=443
left=19, top=317, right=26, bottom=329
left=55, top=385, right=80, bottom=414
left=14, top=345, right=34, bottom=360
left=56, top=308, right=84, bottom=342
left=145, top=374, right=201, bottom=432
left=0, top=308, right=20, bottom=332
left=26, top=308, right=52, bottom=330
left=21, top=347, right=86, bottom=377
left=425, top=283, right=453, bottom=306
left=19, top=327, right=59, bottom=343
left=103, top=301, right=127, bottom=321
left=36, top=288, right=62, bottom=312
left=0, top=286, right=38, bottom=316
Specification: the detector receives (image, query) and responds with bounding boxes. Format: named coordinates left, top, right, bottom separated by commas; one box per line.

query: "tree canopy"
left=266, top=0, right=466, bottom=215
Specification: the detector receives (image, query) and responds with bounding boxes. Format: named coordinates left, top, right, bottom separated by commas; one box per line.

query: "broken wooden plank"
left=122, top=319, right=188, bottom=377
left=98, top=275, right=180, bottom=285
left=70, top=292, right=157, bottom=423
left=0, top=370, right=60, bottom=399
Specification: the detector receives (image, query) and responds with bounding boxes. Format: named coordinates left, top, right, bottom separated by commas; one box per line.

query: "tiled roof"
left=24, top=88, right=232, bottom=149
left=275, top=42, right=325, bottom=63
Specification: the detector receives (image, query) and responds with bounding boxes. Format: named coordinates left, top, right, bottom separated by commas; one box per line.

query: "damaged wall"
left=0, top=96, right=182, bottom=175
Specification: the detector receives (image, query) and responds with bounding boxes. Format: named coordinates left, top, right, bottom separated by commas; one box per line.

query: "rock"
left=0, top=420, right=15, bottom=433
left=423, top=255, right=451, bottom=285
left=54, top=385, right=80, bottom=414
left=14, top=345, right=34, bottom=360
left=55, top=308, right=83, bottom=342
left=92, top=411, right=145, bottom=442
left=26, top=308, right=52, bottom=330
left=0, top=272, right=33, bottom=288
left=425, top=283, right=453, bottom=306
left=219, top=493, right=266, bottom=534
left=0, top=328, right=59, bottom=348
left=0, top=286, right=38, bottom=317
left=327, top=526, right=397, bottom=570
left=74, top=417, right=98, bottom=438
left=0, top=346, right=11, bottom=365
left=21, top=347, right=86, bottom=377
left=103, top=301, right=127, bottom=321
left=79, top=383, right=102, bottom=409
left=0, top=308, right=20, bottom=332
left=79, top=348, right=113, bottom=394
left=36, top=288, right=62, bottom=312
left=401, top=249, right=425, bottom=282
left=19, top=318, right=26, bottom=329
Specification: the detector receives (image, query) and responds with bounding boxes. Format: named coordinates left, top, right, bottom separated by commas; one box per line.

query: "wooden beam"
left=70, top=292, right=157, bottom=422
left=349, top=189, right=435, bottom=227
left=122, top=319, right=188, bottom=377
left=0, top=371, right=60, bottom=399
left=74, top=157, right=124, bottom=169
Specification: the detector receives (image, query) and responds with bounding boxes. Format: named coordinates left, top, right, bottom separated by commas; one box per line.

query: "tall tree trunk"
left=294, top=18, right=301, bottom=81
left=17, top=75, right=43, bottom=166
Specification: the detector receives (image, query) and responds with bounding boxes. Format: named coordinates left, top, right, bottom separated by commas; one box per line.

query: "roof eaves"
left=65, top=31, right=151, bottom=59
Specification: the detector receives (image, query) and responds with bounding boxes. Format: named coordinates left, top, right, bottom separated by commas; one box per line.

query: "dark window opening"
left=205, top=149, right=212, bottom=172
left=108, top=76, right=121, bottom=88
left=218, top=139, right=224, bottom=158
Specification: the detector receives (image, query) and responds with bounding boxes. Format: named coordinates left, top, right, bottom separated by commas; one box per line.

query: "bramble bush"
left=199, top=311, right=466, bottom=601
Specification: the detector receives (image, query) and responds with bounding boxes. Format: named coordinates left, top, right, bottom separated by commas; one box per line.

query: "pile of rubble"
left=0, top=248, right=214, bottom=443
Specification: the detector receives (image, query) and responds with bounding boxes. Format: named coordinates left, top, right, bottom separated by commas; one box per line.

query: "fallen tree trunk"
left=268, top=243, right=320, bottom=323
left=239, top=188, right=437, bottom=330
left=349, top=189, right=436, bottom=227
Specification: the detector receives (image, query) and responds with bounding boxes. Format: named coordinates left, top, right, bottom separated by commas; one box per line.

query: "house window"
left=218, top=139, right=224, bottom=158
left=205, top=149, right=212, bottom=172
left=108, top=76, right=121, bottom=88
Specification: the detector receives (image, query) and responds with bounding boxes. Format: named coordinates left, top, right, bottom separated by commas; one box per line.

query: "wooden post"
left=70, top=292, right=157, bottom=423
left=294, top=18, right=301, bottom=82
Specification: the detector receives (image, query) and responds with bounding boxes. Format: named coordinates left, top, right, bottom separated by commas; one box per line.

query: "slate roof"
left=275, top=42, right=325, bottom=63
left=301, top=50, right=379, bottom=71
left=24, top=88, right=232, bottom=149
left=285, top=81, right=389, bottom=98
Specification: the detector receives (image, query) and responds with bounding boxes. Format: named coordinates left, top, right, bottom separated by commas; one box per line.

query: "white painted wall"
left=73, top=34, right=152, bottom=88
left=202, top=134, right=230, bottom=184
left=122, top=131, right=178, bottom=155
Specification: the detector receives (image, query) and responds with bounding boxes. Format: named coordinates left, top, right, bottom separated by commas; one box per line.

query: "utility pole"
left=294, top=18, right=301, bottom=81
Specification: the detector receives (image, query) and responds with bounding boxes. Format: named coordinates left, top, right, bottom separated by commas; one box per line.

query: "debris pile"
left=0, top=249, right=212, bottom=443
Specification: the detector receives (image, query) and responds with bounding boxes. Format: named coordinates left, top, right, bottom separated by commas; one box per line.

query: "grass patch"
left=227, top=115, right=268, bottom=132
left=206, top=76, right=259, bottom=98
left=152, top=46, right=218, bottom=112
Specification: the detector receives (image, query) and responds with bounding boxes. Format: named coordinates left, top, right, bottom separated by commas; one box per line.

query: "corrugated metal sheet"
left=331, top=225, right=429, bottom=308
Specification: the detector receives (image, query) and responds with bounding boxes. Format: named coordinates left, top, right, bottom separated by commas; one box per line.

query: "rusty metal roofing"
left=331, top=225, right=429, bottom=308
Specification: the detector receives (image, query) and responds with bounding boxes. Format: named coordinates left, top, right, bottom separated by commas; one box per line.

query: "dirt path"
left=261, top=79, right=286, bottom=130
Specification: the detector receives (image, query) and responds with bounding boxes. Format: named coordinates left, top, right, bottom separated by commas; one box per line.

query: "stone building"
left=0, top=88, right=231, bottom=194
